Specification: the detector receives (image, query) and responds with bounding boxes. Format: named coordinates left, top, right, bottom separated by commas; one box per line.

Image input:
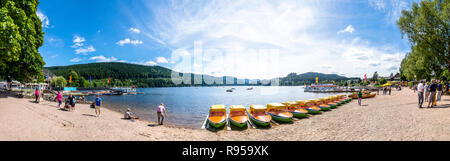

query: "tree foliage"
left=0, top=0, right=45, bottom=83
left=398, top=0, right=450, bottom=81
left=50, top=76, right=66, bottom=88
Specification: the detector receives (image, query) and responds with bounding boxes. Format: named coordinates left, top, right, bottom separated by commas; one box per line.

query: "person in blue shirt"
left=95, top=95, right=102, bottom=117
left=427, top=80, right=438, bottom=108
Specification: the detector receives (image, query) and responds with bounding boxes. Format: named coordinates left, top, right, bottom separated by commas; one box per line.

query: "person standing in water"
left=157, top=103, right=167, bottom=125
left=56, top=91, right=62, bottom=109
left=95, top=95, right=102, bottom=117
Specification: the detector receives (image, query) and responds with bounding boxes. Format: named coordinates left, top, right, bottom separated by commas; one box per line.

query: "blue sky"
left=37, top=0, right=420, bottom=79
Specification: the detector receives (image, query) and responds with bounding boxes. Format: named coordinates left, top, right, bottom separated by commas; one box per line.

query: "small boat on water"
left=247, top=105, right=272, bottom=127
left=228, top=105, right=249, bottom=128
left=247, top=87, right=254, bottom=90
left=282, top=101, right=308, bottom=118
left=267, top=103, right=293, bottom=123
left=297, top=100, right=321, bottom=114
left=226, top=89, right=233, bottom=92
left=208, top=105, right=227, bottom=128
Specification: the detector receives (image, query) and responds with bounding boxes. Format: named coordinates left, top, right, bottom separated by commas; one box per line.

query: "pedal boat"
left=267, top=103, right=293, bottom=123
left=297, top=100, right=321, bottom=114
left=316, top=98, right=331, bottom=111
left=228, top=105, right=249, bottom=128
left=247, top=105, right=272, bottom=127
left=282, top=101, right=308, bottom=118
left=208, top=105, right=227, bottom=128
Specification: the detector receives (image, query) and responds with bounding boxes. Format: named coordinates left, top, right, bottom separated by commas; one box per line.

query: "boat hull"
left=248, top=113, right=271, bottom=127
left=319, top=105, right=331, bottom=111
left=208, top=117, right=226, bottom=128
left=229, top=116, right=248, bottom=128
left=289, top=109, right=308, bottom=118
left=328, top=103, right=338, bottom=109
left=268, top=112, right=292, bottom=123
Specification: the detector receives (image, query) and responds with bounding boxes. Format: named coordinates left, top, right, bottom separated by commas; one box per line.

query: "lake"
left=86, top=86, right=342, bottom=128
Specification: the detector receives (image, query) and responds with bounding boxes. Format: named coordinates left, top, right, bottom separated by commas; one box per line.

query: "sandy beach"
left=1, top=88, right=450, bottom=141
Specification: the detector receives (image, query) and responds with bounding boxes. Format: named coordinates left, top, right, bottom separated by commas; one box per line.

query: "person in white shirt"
left=157, top=103, right=167, bottom=125
left=424, top=83, right=429, bottom=102
left=417, top=81, right=424, bottom=108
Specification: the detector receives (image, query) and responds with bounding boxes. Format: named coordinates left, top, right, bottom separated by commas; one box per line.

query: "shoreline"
left=1, top=88, right=450, bottom=141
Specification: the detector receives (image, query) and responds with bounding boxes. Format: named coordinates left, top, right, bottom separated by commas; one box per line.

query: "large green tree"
left=0, top=0, right=45, bottom=83
left=398, top=0, right=449, bottom=81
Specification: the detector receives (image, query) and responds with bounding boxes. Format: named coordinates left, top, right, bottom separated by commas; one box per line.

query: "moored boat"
left=316, top=98, right=331, bottom=111
left=297, top=100, right=321, bottom=114
left=208, top=105, right=227, bottom=128
left=282, top=101, right=308, bottom=118
left=228, top=105, right=249, bottom=128
left=267, top=103, right=293, bottom=123
left=326, top=96, right=339, bottom=109
left=247, top=105, right=272, bottom=127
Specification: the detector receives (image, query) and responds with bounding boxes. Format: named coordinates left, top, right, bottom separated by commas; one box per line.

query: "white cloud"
left=125, top=0, right=407, bottom=78
left=338, top=25, right=355, bottom=34
left=89, top=55, right=119, bottom=62
left=156, top=57, right=168, bottom=63
left=368, top=0, right=418, bottom=24
left=129, top=27, right=141, bottom=34
left=75, top=46, right=96, bottom=55
left=70, top=58, right=83, bottom=63
left=37, top=10, right=50, bottom=28
left=132, top=61, right=157, bottom=66
left=72, top=35, right=87, bottom=48
left=73, top=35, right=86, bottom=43
left=116, top=38, right=143, bottom=46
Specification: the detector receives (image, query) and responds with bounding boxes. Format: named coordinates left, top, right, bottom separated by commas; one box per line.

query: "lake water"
left=86, top=86, right=342, bottom=128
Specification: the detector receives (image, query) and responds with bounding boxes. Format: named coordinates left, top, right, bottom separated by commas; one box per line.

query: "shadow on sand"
left=82, top=114, right=97, bottom=117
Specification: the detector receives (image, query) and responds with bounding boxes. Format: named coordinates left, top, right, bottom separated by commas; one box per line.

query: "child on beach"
left=124, top=108, right=139, bottom=120
left=56, top=91, right=62, bottom=109
left=67, top=94, right=76, bottom=111
left=357, top=91, right=363, bottom=106
left=157, top=103, right=167, bottom=125
left=95, top=95, right=102, bottom=117
left=35, top=88, right=39, bottom=103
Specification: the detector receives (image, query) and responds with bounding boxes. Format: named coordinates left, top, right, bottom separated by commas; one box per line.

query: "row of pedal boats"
left=208, top=95, right=353, bottom=128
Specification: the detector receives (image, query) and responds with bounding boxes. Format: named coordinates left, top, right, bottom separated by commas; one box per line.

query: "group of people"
left=416, top=80, right=448, bottom=108
left=53, top=91, right=167, bottom=125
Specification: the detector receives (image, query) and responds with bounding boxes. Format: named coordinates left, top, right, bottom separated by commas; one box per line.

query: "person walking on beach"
left=424, top=82, right=429, bottom=102
left=94, top=95, right=102, bottom=117
left=437, top=80, right=443, bottom=102
left=35, top=88, right=39, bottom=103
left=157, top=103, right=167, bottom=125
left=417, top=81, right=424, bottom=108
left=357, top=91, right=363, bottom=106
left=388, top=87, right=392, bottom=95
left=427, top=80, right=438, bottom=108
left=56, top=91, right=62, bottom=109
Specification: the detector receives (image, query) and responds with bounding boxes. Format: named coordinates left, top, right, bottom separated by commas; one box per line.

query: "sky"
left=37, top=0, right=421, bottom=79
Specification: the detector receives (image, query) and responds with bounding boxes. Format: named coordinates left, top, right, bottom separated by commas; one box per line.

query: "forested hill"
left=44, top=62, right=354, bottom=88
left=45, top=62, right=172, bottom=80
left=280, top=72, right=356, bottom=86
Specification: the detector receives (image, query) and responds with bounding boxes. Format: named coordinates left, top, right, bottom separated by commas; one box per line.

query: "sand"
left=1, top=88, right=449, bottom=141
